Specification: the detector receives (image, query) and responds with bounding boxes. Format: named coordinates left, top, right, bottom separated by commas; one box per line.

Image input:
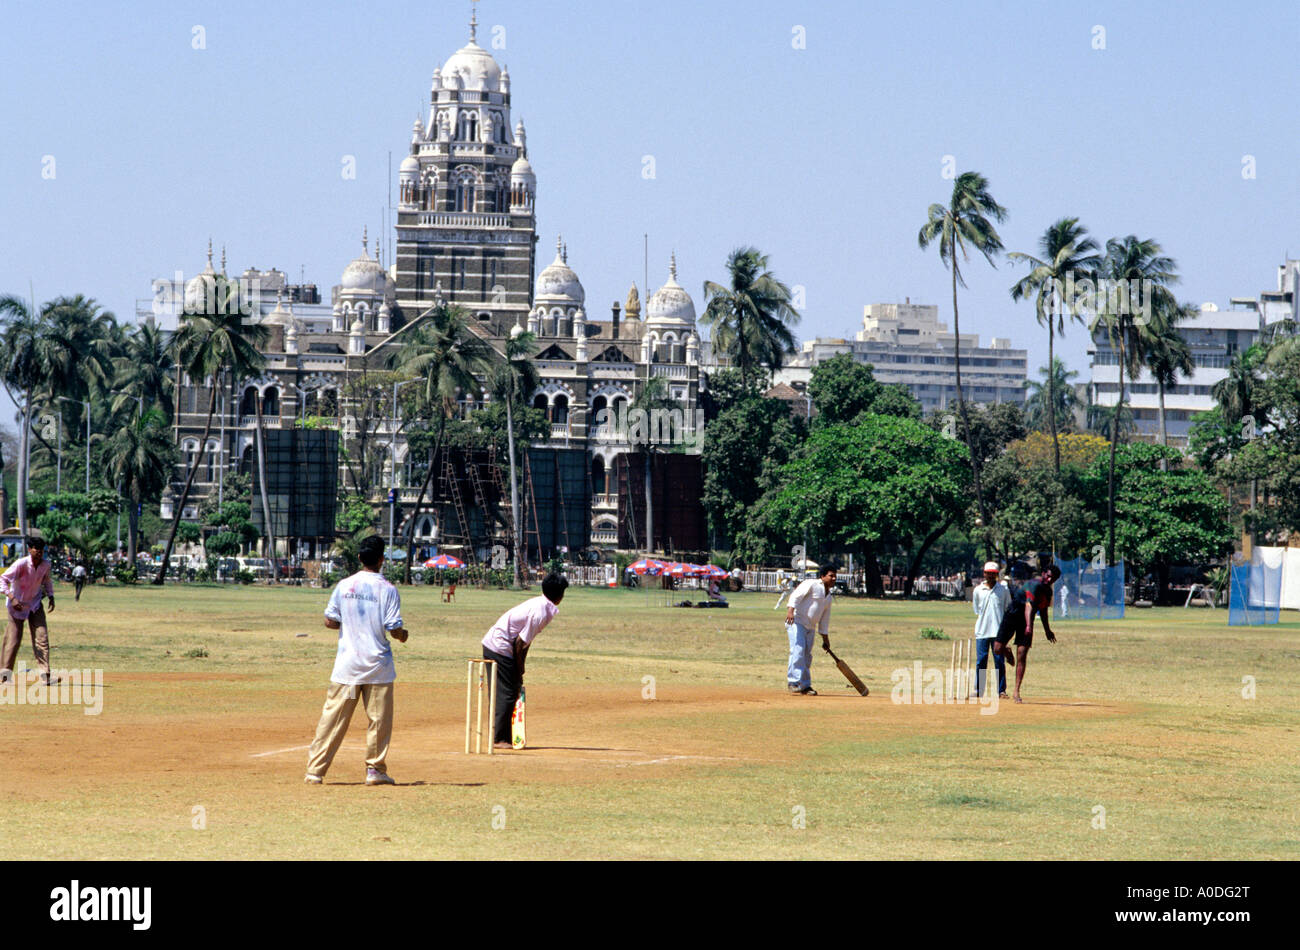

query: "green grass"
left=1, top=582, right=1297, bottom=860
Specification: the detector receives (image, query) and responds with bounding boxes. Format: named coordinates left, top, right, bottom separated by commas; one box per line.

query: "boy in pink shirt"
left=0, top=536, right=57, bottom=684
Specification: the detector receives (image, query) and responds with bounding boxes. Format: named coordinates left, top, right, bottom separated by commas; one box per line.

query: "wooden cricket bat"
left=824, top=646, right=869, bottom=696
left=511, top=686, right=526, bottom=749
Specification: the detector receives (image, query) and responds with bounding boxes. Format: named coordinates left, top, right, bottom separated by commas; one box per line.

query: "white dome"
left=645, top=255, right=696, bottom=327
left=400, top=155, right=420, bottom=176
left=442, top=40, right=501, bottom=92
left=262, top=294, right=294, bottom=327
left=339, top=230, right=388, bottom=294
left=350, top=315, right=365, bottom=334
left=535, top=240, right=584, bottom=305
left=511, top=156, right=534, bottom=179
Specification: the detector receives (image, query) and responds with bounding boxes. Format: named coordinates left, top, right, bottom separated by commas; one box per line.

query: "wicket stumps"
left=465, top=659, right=498, bottom=754
left=947, top=638, right=978, bottom=701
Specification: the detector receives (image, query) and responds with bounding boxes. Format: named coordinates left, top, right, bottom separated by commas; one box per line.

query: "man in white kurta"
left=784, top=566, right=837, bottom=695
left=972, top=561, right=1011, bottom=698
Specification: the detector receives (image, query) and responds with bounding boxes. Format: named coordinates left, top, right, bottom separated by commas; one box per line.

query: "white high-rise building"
left=771, top=301, right=1027, bottom=413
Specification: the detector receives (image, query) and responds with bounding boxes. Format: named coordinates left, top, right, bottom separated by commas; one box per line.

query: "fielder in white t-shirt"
left=305, top=536, right=408, bottom=786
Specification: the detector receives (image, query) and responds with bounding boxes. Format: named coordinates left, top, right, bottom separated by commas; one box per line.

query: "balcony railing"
left=549, top=423, right=571, bottom=439
left=651, top=364, right=690, bottom=379
left=593, top=493, right=618, bottom=509
left=417, top=212, right=511, bottom=228
left=591, top=530, right=618, bottom=545
left=239, top=416, right=282, bottom=428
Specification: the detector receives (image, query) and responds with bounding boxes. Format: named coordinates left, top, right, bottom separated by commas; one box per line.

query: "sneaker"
left=365, top=768, right=395, bottom=786
left=787, top=684, right=803, bottom=694
left=800, top=686, right=818, bottom=696
left=304, top=774, right=323, bottom=785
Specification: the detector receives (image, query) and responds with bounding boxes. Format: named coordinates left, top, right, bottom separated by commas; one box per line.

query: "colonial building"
left=155, top=13, right=703, bottom=558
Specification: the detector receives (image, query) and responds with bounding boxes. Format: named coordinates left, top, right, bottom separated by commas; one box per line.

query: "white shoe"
left=304, top=774, right=323, bottom=785
left=366, top=768, right=395, bottom=786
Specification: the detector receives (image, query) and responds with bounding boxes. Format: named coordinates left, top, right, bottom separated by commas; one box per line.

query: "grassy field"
left=1, top=581, right=1297, bottom=860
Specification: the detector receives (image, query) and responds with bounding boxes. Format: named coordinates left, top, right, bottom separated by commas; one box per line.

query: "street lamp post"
left=390, top=379, right=421, bottom=550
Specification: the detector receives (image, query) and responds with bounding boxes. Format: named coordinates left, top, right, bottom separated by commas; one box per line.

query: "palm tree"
left=1009, top=218, right=1101, bottom=472
left=918, top=171, right=1008, bottom=533
left=111, top=321, right=175, bottom=422
left=1091, top=235, right=1179, bottom=566
left=701, top=248, right=801, bottom=385
left=101, top=407, right=175, bottom=563
left=1140, top=302, right=1195, bottom=458
left=1023, top=358, right=1079, bottom=435
left=389, top=304, right=495, bottom=582
left=487, top=328, right=540, bottom=588
left=1212, top=344, right=1265, bottom=540
left=157, top=295, right=268, bottom=583
left=62, top=522, right=110, bottom=568
left=631, top=375, right=675, bottom=555
left=0, top=295, right=56, bottom=539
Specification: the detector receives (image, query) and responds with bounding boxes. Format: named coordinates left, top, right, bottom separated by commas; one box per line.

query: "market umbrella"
left=424, top=554, right=465, bottom=570
left=626, top=558, right=665, bottom=575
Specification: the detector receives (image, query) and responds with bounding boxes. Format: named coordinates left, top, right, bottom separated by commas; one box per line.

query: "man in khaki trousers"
left=1, top=536, right=56, bottom=685
left=305, top=535, right=408, bottom=786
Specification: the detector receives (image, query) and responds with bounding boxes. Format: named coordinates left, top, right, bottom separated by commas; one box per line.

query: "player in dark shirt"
left=995, top=562, right=1060, bottom=702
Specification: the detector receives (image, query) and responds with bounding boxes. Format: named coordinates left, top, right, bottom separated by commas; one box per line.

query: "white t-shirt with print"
left=324, top=570, right=404, bottom=685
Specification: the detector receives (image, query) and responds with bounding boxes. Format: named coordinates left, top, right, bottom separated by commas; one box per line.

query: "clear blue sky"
left=3, top=0, right=1298, bottom=420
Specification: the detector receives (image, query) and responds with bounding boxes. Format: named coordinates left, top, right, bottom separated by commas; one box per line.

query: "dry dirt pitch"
left=1, top=583, right=1296, bottom=860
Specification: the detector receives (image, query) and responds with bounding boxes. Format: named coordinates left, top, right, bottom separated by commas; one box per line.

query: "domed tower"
left=394, top=7, right=537, bottom=336
left=642, top=254, right=697, bottom=364
left=529, top=237, right=585, bottom=339
left=337, top=228, right=395, bottom=336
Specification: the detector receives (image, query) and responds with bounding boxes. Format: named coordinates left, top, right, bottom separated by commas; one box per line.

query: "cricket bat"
left=511, top=686, right=526, bottom=749
left=824, top=645, right=869, bottom=696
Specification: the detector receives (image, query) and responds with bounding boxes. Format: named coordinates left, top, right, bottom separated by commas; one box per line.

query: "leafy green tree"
left=1009, top=218, right=1101, bottom=472
left=1140, top=302, right=1196, bottom=459
left=918, top=171, right=1008, bottom=532
left=700, top=367, right=764, bottom=421
left=1082, top=442, right=1232, bottom=593
left=808, top=353, right=921, bottom=424
left=205, top=532, right=242, bottom=557
left=159, top=281, right=268, bottom=583
left=389, top=304, right=494, bottom=582
left=111, top=320, right=175, bottom=422
left=488, top=327, right=541, bottom=587
left=701, top=248, right=801, bottom=385
left=631, top=375, right=678, bottom=554
left=335, top=494, right=376, bottom=536
left=701, top=393, right=806, bottom=560
left=761, top=415, right=970, bottom=595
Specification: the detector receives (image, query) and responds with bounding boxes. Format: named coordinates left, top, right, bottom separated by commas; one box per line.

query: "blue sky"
left=3, top=0, right=1298, bottom=417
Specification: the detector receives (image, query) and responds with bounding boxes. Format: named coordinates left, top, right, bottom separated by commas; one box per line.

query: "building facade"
left=155, top=14, right=703, bottom=558
left=770, top=300, right=1028, bottom=413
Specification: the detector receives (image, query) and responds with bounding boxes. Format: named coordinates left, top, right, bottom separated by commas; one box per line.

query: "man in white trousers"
left=784, top=565, right=837, bottom=695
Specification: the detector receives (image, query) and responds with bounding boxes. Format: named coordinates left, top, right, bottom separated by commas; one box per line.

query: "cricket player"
left=972, top=561, right=1010, bottom=698
left=784, top=565, right=837, bottom=695
left=305, top=535, right=408, bottom=785
left=0, top=536, right=56, bottom=685
left=481, top=572, right=568, bottom=749
left=996, top=562, right=1059, bottom=703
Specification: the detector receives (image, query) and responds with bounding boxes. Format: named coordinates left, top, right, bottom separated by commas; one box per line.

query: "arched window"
left=182, top=439, right=199, bottom=473
left=205, top=440, right=220, bottom=483
left=239, top=388, right=258, bottom=417
left=533, top=394, right=548, bottom=415
left=590, top=394, right=607, bottom=426
left=457, top=111, right=478, bottom=142
left=261, top=387, right=279, bottom=417
left=591, top=456, right=606, bottom=495
left=455, top=173, right=476, bottom=213
left=553, top=394, right=569, bottom=426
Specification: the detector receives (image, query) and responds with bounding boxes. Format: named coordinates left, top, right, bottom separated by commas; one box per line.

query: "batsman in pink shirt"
left=0, top=536, right=57, bottom=684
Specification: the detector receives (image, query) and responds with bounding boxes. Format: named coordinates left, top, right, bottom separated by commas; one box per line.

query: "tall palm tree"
left=631, top=375, right=675, bottom=555
left=1009, top=218, right=1101, bottom=473
left=390, top=304, right=495, bottom=582
left=700, top=248, right=801, bottom=385
left=1140, top=301, right=1196, bottom=456
left=1022, top=358, right=1079, bottom=435
left=100, top=406, right=175, bottom=562
left=1212, top=344, right=1265, bottom=538
left=487, top=328, right=540, bottom=588
left=0, top=295, right=57, bottom=539
left=918, top=171, right=1008, bottom=534
left=157, top=296, right=267, bottom=583
left=111, top=321, right=176, bottom=422
left=1091, top=235, right=1179, bottom=566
